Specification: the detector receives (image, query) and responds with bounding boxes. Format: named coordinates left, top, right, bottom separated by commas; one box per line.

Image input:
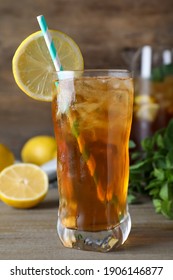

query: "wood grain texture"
left=0, top=188, right=173, bottom=260
left=0, top=0, right=173, bottom=157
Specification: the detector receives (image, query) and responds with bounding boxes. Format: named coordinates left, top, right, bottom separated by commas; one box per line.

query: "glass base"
left=57, top=213, right=131, bottom=252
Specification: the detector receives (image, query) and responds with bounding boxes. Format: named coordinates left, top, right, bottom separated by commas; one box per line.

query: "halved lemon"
left=0, top=163, right=48, bottom=208
left=12, top=30, right=84, bottom=101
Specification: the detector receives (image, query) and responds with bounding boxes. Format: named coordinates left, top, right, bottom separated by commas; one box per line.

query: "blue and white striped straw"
left=37, top=15, right=63, bottom=71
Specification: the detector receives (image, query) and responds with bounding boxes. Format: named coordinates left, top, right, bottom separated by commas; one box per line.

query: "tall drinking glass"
left=52, top=70, right=134, bottom=252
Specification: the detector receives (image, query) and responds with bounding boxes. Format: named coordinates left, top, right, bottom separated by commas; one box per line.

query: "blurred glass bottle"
left=130, top=45, right=173, bottom=149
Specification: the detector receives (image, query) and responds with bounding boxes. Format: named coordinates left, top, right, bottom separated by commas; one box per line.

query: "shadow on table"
left=113, top=224, right=173, bottom=258
left=37, top=199, right=59, bottom=209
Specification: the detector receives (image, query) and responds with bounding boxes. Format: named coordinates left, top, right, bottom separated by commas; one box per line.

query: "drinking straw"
left=37, top=15, right=104, bottom=201
left=37, top=15, right=63, bottom=71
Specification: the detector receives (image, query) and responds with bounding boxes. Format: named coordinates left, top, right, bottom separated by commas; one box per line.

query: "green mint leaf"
left=163, top=119, right=173, bottom=148
left=152, top=127, right=165, bottom=145
left=149, top=188, right=160, bottom=197
left=153, top=153, right=167, bottom=169
left=131, top=151, right=141, bottom=160
left=159, top=183, right=169, bottom=200
left=165, top=170, right=173, bottom=183
left=161, top=200, right=173, bottom=219
left=156, top=134, right=164, bottom=149
left=127, top=193, right=137, bottom=204
left=130, top=158, right=152, bottom=171
left=153, top=198, right=162, bottom=213
left=129, top=140, right=136, bottom=149
left=141, top=137, right=154, bottom=152
left=71, top=119, right=80, bottom=138
left=166, top=151, right=173, bottom=169
left=145, top=179, right=162, bottom=190
left=153, top=168, right=165, bottom=181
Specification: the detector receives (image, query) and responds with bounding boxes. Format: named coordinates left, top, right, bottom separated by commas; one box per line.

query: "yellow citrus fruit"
left=0, top=163, right=48, bottom=208
left=12, top=30, right=84, bottom=101
left=0, top=143, right=15, bottom=172
left=134, top=94, right=159, bottom=122
left=21, top=135, right=57, bottom=166
left=136, top=103, right=159, bottom=122
left=134, top=95, right=155, bottom=105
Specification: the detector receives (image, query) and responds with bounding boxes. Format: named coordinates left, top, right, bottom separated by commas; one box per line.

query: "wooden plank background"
left=1, top=0, right=173, bottom=158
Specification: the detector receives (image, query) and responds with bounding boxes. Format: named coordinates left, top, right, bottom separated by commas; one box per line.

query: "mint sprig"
left=129, top=119, right=173, bottom=219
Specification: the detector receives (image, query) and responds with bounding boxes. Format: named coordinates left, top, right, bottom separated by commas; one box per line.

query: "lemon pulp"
left=0, top=163, right=48, bottom=208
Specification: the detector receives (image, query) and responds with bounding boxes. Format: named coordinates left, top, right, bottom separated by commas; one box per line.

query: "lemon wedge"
left=0, top=163, right=48, bottom=208
left=12, top=30, right=84, bottom=101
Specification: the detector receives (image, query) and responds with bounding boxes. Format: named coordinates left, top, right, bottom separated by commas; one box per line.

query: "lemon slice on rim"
left=0, top=163, right=48, bottom=208
left=12, top=30, right=84, bottom=101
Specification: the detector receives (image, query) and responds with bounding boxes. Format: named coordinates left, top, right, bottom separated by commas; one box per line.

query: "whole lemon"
left=21, top=136, right=57, bottom=166
left=0, top=143, right=15, bottom=172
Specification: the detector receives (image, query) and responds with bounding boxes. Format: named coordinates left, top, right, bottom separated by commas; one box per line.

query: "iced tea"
left=52, top=70, right=133, bottom=251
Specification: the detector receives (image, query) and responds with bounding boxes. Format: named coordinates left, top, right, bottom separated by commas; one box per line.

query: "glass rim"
left=52, top=69, right=132, bottom=79
left=53, top=68, right=131, bottom=73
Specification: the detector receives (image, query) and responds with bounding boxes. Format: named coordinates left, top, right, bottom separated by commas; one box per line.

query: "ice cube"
left=58, top=79, right=75, bottom=114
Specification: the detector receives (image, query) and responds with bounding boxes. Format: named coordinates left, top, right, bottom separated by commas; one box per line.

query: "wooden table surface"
left=0, top=188, right=173, bottom=260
